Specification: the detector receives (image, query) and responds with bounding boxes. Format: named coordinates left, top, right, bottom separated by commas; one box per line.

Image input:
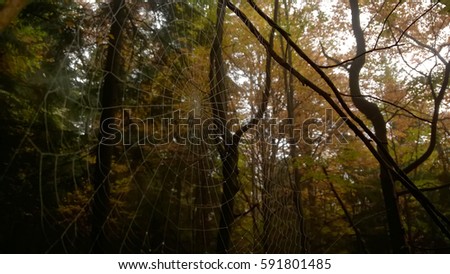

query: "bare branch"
left=395, top=26, right=448, bottom=65
left=374, top=0, right=402, bottom=49
left=319, top=43, right=404, bottom=69
left=338, top=92, right=432, bottom=123
left=319, top=42, right=350, bottom=71
left=398, top=183, right=450, bottom=196
left=235, top=0, right=279, bottom=140
left=396, top=1, right=440, bottom=42
left=404, top=62, right=450, bottom=173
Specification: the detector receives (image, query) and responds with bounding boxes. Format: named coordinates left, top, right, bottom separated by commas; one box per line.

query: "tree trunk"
left=216, top=143, right=240, bottom=253
left=209, top=0, right=238, bottom=253
left=211, top=0, right=275, bottom=253
left=348, top=0, right=408, bottom=253
left=90, top=0, right=126, bottom=253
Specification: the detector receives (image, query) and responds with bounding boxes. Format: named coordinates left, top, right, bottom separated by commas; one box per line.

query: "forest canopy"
left=1, top=0, right=450, bottom=254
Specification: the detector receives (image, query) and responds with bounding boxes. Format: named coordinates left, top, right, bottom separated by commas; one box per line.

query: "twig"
left=398, top=183, right=450, bottom=196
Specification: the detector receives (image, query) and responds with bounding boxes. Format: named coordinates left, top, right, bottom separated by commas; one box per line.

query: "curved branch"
left=396, top=1, right=440, bottom=42
left=398, top=183, right=450, bottom=196
left=319, top=43, right=403, bottom=69
left=339, top=92, right=432, bottom=123
left=404, top=62, right=450, bottom=173
left=319, top=42, right=350, bottom=71
left=373, top=0, right=402, bottom=49
left=394, top=22, right=450, bottom=174
left=349, top=0, right=408, bottom=253
left=395, top=27, right=448, bottom=65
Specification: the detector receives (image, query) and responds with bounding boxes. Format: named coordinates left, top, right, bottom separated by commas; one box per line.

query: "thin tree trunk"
left=211, top=0, right=275, bottom=253
left=209, top=0, right=238, bottom=253
left=279, top=0, right=308, bottom=253
left=216, top=143, right=240, bottom=253
left=90, top=0, right=126, bottom=253
left=348, top=0, right=408, bottom=253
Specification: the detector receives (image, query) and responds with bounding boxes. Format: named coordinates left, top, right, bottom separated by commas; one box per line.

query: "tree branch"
left=398, top=183, right=450, bottom=196
left=234, top=0, right=278, bottom=141
left=338, top=93, right=432, bottom=124
left=319, top=43, right=403, bottom=69
left=322, top=166, right=369, bottom=253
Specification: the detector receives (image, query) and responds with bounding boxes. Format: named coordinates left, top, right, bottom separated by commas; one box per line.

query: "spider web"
left=0, top=0, right=395, bottom=254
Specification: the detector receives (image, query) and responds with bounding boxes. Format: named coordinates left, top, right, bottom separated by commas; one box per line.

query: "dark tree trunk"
left=210, top=0, right=274, bottom=253
left=280, top=0, right=307, bottom=253
left=90, top=0, right=127, bottom=253
left=216, top=143, right=240, bottom=253
left=348, top=0, right=408, bottom=253
left=209, top=0, right=238, bottom=253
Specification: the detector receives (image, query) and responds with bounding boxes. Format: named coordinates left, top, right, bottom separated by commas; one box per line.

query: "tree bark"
left=209, top=0, right=239, bottom=253
left=90, top=0, right=127, bottom=253
left=348, top=0, right=408, bottom=253
left=211, top=0, right=275, bottom=253
left=216, top=142, right=240, bottom=253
